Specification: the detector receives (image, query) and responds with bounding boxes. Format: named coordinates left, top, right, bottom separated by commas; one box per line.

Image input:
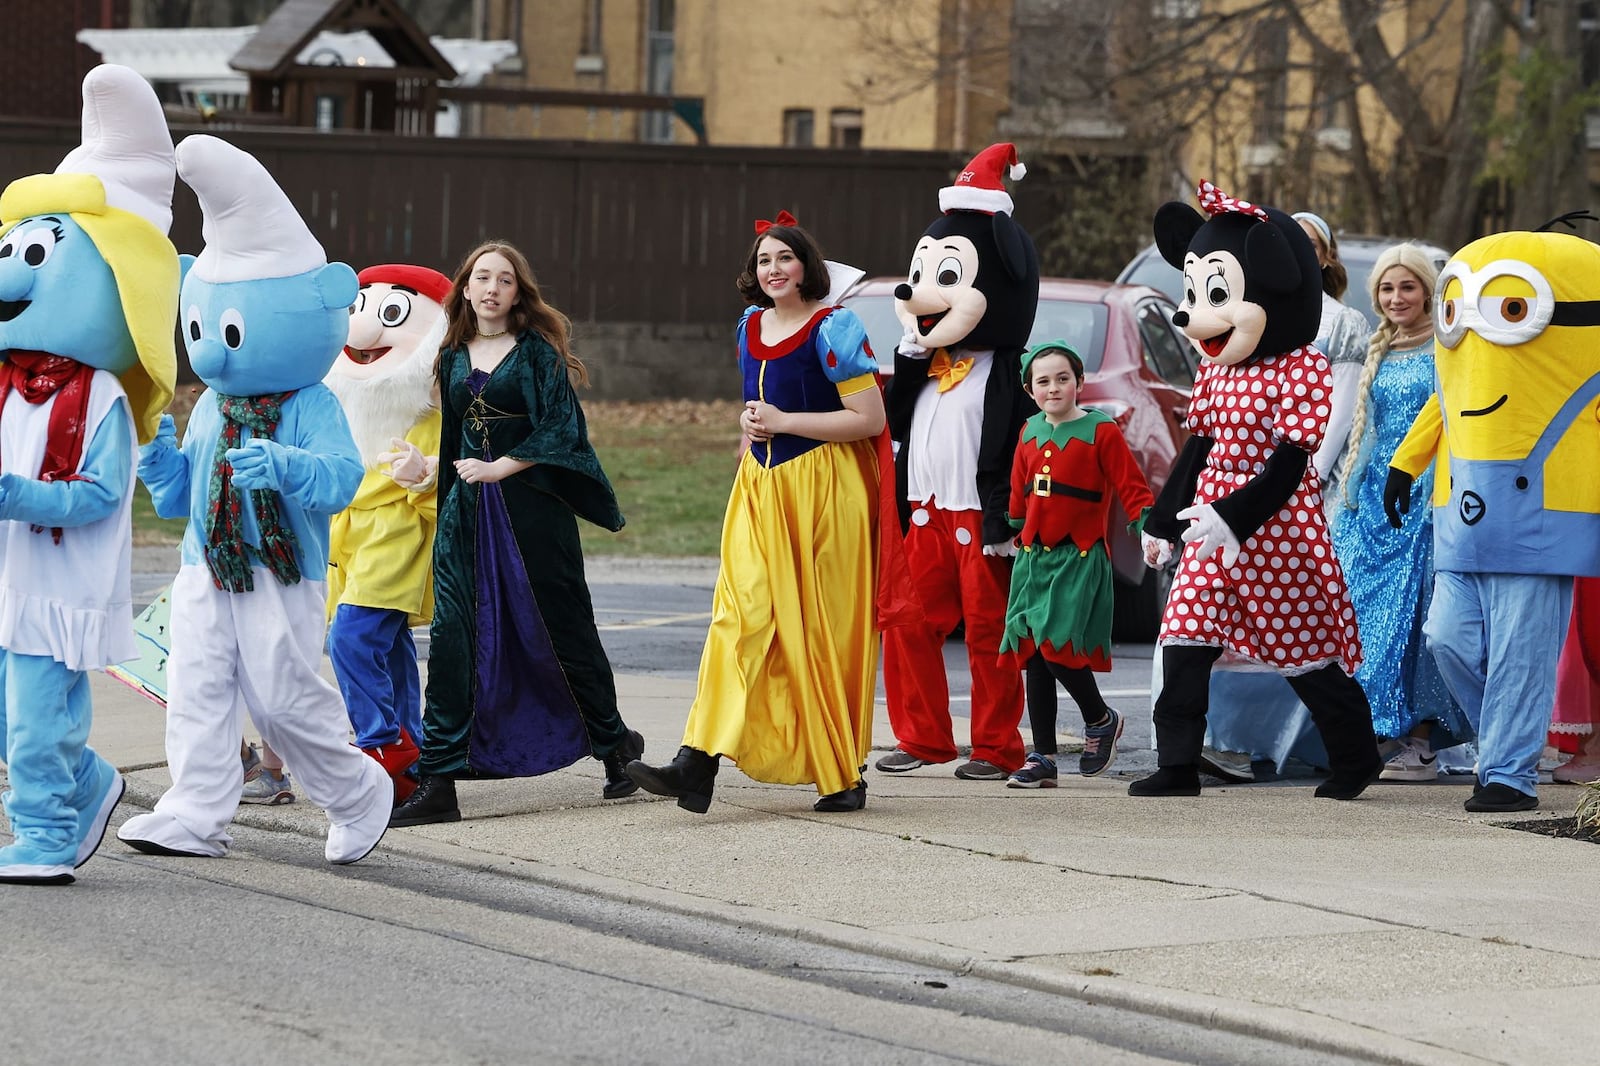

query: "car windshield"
left=842, top=293, right=1108, bottom=374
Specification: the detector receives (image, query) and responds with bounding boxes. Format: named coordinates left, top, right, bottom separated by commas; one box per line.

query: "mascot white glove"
left=1141, top=531, right=1172, bottom=568
left=982, top=540, right=1018, bottom=558
left=378, top=436, right=436, bottom=489
left=1176, top=503, right=1241, bottom=568
left=897, top=330, right=929, bottom=359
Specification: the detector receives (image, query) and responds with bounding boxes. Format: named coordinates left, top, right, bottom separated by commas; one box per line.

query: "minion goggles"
left=1437, top=258, right=1600, bottom=349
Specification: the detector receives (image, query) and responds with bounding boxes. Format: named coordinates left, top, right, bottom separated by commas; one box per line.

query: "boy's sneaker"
left=1079, top=709, right=1124, bottom=777
left=1379, top=738, right=1438, bottom=782
left=1198, top=746, right=1255, bottom=783
left=240, top=768, right=295, bottom=805
left=1007, top=752, right=1058, bottom=789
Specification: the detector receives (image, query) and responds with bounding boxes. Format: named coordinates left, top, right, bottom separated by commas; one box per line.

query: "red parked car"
left=840, top=277, right=1195, bottom=641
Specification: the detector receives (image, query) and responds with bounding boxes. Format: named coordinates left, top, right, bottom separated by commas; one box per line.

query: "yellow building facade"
left=479, top=0, right=1011, bottom=151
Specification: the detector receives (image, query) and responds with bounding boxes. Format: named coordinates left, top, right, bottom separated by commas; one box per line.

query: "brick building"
left=0, top=1, right=131, bottom=119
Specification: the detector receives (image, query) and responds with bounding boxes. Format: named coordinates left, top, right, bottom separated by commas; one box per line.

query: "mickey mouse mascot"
left=1131, top=182, right=1382, bottom=800
left=875, top=144, right=1040, bottom=781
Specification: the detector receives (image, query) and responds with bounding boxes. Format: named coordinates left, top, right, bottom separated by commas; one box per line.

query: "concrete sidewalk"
left=72, top=546, right=1599, bottom=1065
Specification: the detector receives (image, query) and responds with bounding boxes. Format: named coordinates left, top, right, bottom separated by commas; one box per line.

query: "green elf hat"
left=1019, top=339, right=1084, bottom=385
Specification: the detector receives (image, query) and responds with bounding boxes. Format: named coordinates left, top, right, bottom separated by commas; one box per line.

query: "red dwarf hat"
left=357, top=263, right=452, bottom=305
left=939, top=142, right=1027, bottom=216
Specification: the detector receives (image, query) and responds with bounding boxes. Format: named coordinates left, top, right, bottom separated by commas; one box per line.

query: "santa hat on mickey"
left=939, top=142, right=1027, bottom=216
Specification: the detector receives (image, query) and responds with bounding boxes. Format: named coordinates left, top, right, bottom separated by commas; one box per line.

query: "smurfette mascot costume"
left=117, top=136, right=391, bottom=865
left=0, top=65, right=178, bottom=885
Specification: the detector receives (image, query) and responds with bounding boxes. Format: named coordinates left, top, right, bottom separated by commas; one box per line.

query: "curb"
left=117, top=775, right=1488, bottom=1066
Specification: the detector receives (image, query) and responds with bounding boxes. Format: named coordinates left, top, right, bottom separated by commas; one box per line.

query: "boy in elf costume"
left=117, top=136, right=390, bottom=864
left=0, top=65, right=178, bottom=885
left=324, top=264, right=447, bottom=804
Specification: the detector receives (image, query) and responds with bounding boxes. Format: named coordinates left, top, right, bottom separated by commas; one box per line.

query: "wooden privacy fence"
left=0, top=119, right=1129, bottom=326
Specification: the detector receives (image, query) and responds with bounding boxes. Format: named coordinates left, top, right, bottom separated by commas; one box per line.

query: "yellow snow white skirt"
left=681, top=437, right=880, bottom=796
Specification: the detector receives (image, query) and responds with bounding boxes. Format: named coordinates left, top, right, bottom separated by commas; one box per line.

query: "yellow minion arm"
left=1389, top=393, right=1443, bottom=477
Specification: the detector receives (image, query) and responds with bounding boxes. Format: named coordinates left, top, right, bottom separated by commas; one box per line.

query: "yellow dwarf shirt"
left=326, top=409, right=442, bottom=625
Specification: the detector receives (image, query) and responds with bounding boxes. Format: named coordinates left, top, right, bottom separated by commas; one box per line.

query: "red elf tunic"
left=999, top=408, right=1153, bottom=671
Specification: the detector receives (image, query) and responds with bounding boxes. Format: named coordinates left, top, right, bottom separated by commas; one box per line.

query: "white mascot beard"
left=325, top=311, right=446, bottom=467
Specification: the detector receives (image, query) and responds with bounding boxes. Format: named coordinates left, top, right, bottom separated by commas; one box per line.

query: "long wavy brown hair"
left=437, top=240, right=589, bottom=386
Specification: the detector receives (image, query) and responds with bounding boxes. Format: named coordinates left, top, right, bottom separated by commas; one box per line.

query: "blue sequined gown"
left=1331, top=342, right=1469, bottom=745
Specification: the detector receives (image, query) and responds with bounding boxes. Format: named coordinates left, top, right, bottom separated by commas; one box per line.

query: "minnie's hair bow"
left=1196, top=180, right=1269, bottom=222
left=754, top=209, right=798, bottom=235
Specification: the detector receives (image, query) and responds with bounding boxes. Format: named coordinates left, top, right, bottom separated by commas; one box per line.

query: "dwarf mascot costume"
left=877, top=143, right=1040, bottom=778
left=0, top=65, right=178, bottom=885
left=324, top=263, right=447, bottom=803
left=1386, top=221, right=1600, bottom=812
left=117, top=136, right=391, bottom=864
left=1130, top=182, right=1382, bottom=800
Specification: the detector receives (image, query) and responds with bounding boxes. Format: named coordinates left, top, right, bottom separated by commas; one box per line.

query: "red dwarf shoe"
left=364, top=728, right=421, bottom=805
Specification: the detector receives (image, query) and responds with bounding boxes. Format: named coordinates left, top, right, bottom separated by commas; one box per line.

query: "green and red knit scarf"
left=204, top=392, right=302, bottom=593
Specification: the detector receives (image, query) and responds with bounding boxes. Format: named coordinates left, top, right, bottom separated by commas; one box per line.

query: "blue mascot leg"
left=0, top=651, right=116, bottom=884
left=1477, top=574, right=1571, bottom=797
left=1423, top=571, right=1488, bottom=733
left=328, top=604, right=408, bottom=749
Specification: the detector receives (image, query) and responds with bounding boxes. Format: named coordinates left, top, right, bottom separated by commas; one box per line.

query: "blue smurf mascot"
left=0, top=65, right=179, bottom=885
left=116, top=135, right=391, bottom=865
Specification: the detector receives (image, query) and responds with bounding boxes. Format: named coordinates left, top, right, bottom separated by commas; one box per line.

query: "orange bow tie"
left=928, top=349, right=974, bottom=393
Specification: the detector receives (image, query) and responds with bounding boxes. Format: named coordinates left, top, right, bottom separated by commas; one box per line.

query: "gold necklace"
left=477, top=328, right=508, bottom=339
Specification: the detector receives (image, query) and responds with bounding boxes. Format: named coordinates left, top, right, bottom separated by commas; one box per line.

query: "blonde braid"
left=1337, top=323, right=1393, bottom=507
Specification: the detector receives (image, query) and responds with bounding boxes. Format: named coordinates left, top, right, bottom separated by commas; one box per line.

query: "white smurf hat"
left=177, top=134, right=328, bottom=283
left=55, top=64, right=176, bottom=234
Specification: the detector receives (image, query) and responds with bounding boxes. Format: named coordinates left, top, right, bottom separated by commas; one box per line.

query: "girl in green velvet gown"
left=389, top=242, right=644, bottom=827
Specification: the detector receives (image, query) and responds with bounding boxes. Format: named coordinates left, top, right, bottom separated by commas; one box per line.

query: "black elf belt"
left=1032, top=474, right=1102, bottom=502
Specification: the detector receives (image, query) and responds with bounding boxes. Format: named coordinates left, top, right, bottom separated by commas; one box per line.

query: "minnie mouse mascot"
left=1130, top=182, right=1382, bottom=800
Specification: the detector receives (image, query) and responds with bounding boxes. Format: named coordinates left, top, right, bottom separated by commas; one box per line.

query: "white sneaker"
left=1379, top=739, right=1438, bottom=782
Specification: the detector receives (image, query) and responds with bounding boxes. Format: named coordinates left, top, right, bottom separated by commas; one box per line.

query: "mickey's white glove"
left=1141, top=531, right=1172, bottom=568
left=897, top=330, right=929, bottom=359
left=1176, top=503, right=1241, bottom=568
left=982, top=540, right=1018, bottom=558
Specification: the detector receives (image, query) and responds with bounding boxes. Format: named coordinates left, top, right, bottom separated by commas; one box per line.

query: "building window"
left=1250, top=18, right=1288, bottom=145
left=315, top=94, right=342, bottom=131
left=829, top=108, right=863, bottom=148
left=783, top=109, right=815, bottom=147
left=642, top=0, right=676, bottom=143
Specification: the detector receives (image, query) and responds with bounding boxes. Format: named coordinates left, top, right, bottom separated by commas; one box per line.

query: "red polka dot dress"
left=1158, top=346, right=1363, bottom=674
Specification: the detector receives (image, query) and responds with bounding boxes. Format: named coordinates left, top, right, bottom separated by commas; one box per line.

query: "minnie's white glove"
left=897, top=330, right=929, bottom=359
left=1176, top=503, right=1241, bottom=568
left=1141, top=531, right=1172, bottom=568
left=982, top=540, right=1018, bottom=558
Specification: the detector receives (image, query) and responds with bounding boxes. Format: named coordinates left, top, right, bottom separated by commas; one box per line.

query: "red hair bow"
left=754, top=209, right=798, bottom=235
left=1196, top=180, right=1269, bottom=222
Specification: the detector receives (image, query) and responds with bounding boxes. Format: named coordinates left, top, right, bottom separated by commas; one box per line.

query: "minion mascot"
left=0, top=66, right=177, bottom=885
left=324, top=264, right=447, bottom=804
left=1385, top=219, right=1600, bottom=812
left=1130, top=182, right=1382, bottom=800
left=876, top=143, right=1040, bottom=780
left=117, top=136, right=391, bottom=864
